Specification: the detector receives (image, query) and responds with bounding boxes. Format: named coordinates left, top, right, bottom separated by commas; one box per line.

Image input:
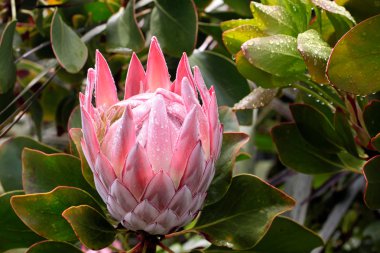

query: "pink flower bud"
left=79, top=37, right=223, bottom=235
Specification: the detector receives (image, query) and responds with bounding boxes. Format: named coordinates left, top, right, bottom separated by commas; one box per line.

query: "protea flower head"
left=79, top=37, right=223, bottom=235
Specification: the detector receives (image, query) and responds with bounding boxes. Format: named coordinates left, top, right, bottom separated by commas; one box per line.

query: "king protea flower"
left=79, top=37, right=222, bottom=235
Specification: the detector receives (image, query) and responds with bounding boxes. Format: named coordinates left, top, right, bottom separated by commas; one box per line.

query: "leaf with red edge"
left=11, top=186, right=102, bottom=241
left=363, top=100, right=380, bottom=137
left=205, top=132, right=249, bottom=206
left=327, top=15, right=380, bottom=95
left=195, top=174, right=295, bottom=250
left=51, top=10, right=88, bottom=73
left=27, top=241, right=83, bottom=253
left=63, top=205, right=116, bottom=250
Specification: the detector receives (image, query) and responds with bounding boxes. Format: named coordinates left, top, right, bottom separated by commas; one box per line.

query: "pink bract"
left=77, top=37, right=223, bottom=235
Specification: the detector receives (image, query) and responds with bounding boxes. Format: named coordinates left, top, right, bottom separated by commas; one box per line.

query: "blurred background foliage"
left=1, top=0, right=380, bottom=252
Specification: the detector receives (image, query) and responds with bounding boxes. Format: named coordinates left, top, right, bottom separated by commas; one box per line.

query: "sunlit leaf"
left=327, top=15, right=380, bottom=95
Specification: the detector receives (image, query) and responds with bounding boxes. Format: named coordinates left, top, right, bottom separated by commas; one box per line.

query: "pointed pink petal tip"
left=95, top=50, right=118, bottom=107
left=146, top=36, right=170, bottom=91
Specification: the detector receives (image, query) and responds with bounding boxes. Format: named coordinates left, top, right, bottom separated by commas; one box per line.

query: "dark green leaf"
left=219, top=107, right=240, bottom=132
left=364, top=155, right=380, bottom=209
left=271, top=123, right=345, bottom=174
left=195, top=174, right=295, bottom=250
left=0, top=191, right=43, bottom=252
left=26, top=241, right=83, bottom=253
left=106, top=0, right=145, bottom=52
left=62, top=205, right=116, bottom=250
left=290, top=103, right=341, bottom=153
left=189, top=51, right=250, bottom=106
left=224, top=0, right=252, bottom=17
left=51, top=10, right=88, bottom=73
left=371, top=133, right=380, bottom=151
left=150, top=0, right=197, bottom=56
left=242, top=35, right=306, bottom=77
left=327, top=14, right=380, bottom=95
left=206, top=133, right=249, bottom=206
left=22, top=149, right=95, bottom=196
left=69, top=128, right=95, bottom=188
left=0, top=136, right=59, bottom=191
left=204, top=216, right=323, bottom=253
left=336, top=0, right=380, bottom=22
left=363, top=100, right=380, bottom=137
left=11, top=186, right=102, bottom=241
left=0, top=20, right=17, bottom=94
left=334, top=108, right=358, bottom=157
left=297, top=29, right=331, bottom=84
left=254, top=216, right=323, bottom=252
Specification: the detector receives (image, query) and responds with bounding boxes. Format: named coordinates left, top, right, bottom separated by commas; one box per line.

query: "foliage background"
left=1, top=0, right=380, bottom=252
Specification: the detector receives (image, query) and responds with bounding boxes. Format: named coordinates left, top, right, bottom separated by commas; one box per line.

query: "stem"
left=126, top=242, right=142, bottom=253
left=292, top=83, right=335, bottom=111
left=10, top=0, right=16, bottom=20
left=164, top=229, right=198, bottom=239
left=158, top=242, right=175, bottom=253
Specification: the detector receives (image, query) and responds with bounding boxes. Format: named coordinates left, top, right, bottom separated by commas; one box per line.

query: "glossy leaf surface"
left=195, top=174, right=295, bottom=250
left=11, top=186, right=101, bottom=241
left=62, top=205, right=116, bottom=250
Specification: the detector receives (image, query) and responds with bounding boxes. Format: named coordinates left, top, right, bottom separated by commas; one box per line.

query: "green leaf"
left=334, top=108, right=359, bottom=157
left=235, top=51, right=290, bottom=88
left=223, top=25, right=266, bottom=54
left=69, top=128, right=95, bottom=188
left=206, top=132, right=249, bottom=206
left=22, top=149, right=96, bottom=196
left=242, top=35, right=306, bottom=77
left=224, top=0, right=252, bottom=17
left=62, top=205, right=116, bottom=250
left=0, top=191, right=43, bottom=252
left=262, top=0, right=312, bottom=33
left=189, top=51, right=250, bottom=106
left=297, top=29, right=331, bottom=84
left=26, top=241, right=83, bottom=253
left=364, top=155, right=380, bottom=209
left=250, top=2, right=297, bottom=36
left=327, top=14, right=380, bottom=95
left=106, top=0, right=145, bottom=52
left=84, top=2, right=113, bottom=23
left=271, top=123, right=345, bottom=174
left=253, top=216, right=323, bottom=253
left=195, top=174, right=295, bottom=250
left=311, top=0, right=355, bottom=24
left=221, top=19, right=256, bottom=31
left=290, top=103, right=341, bottom=153
left=219, top=107, right=240, bottom=132
left=363, top=100, right=380, bottom=137
left=371, top=133, right=380, bottom=152
left=51, top=10, right=88, bottom=73
left=204, top=216, right=323, bottom=253
left=0, top=20, right=17, bottom=94
left=336, top=0, right=380, bottom=22
left=0, top=136, right=59, bottom=191
left=11, top=186, right=102, bottom=241
left=150, top=0, right=197, bottom=56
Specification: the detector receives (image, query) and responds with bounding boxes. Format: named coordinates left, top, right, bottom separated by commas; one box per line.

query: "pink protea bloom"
left=79, top=37, right=223, bottom=235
